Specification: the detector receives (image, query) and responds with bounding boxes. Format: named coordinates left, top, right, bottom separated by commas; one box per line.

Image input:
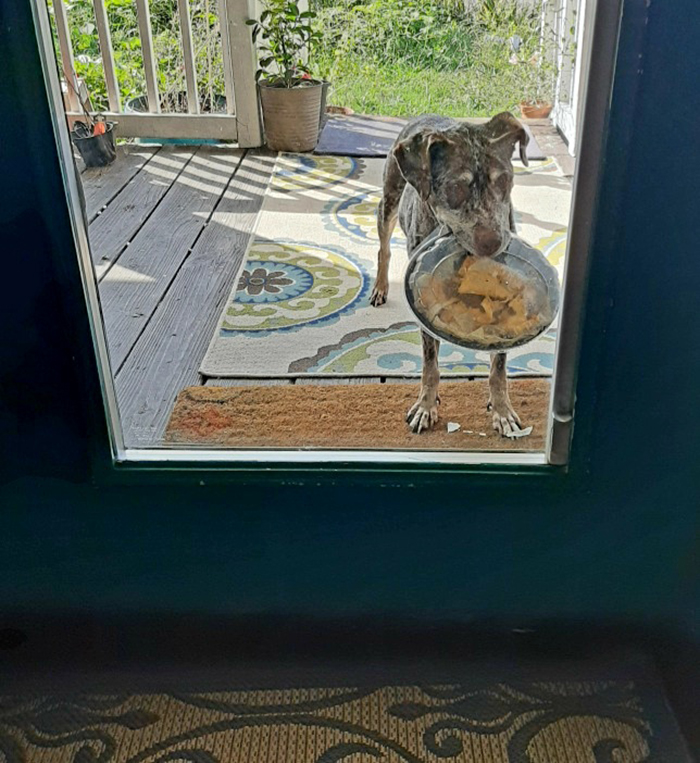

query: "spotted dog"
left=370, top=112, right=529, bottom=435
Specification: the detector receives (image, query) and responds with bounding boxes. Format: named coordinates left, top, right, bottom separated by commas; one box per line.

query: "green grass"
left=312, top=0, right=555, bottom=118
left=319, top=57, right=531, bottom=118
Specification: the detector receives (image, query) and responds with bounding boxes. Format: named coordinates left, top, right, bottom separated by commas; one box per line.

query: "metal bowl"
left=404, top=229, right=560, bottom=351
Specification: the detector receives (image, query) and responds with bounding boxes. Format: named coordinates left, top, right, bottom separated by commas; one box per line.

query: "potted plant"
left=517, top=11, right=573, bottom=119
left=518, top=51, right=557, bottom=119
left=520, top=100, right=553, bottom=120
left=67, top=77, right=117, bottom=168
left=247, top=0, right=325, bottom=152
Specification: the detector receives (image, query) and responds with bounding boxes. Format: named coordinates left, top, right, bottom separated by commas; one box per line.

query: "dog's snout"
left=473, top=226, right=502, bottom=257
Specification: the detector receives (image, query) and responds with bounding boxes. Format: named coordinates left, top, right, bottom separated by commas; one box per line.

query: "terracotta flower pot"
left=259, top=80, right=324, bottom=152
left=326, top=105, right=354, bottom=116
left=520, top=101, right=553, bottom=119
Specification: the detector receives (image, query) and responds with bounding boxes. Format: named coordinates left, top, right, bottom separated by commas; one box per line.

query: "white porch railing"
left=53, top=0, right=262, bottom=147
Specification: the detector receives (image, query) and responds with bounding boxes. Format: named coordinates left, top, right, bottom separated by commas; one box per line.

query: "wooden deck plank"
left=527, top=123, right=576, bottom=177
left=82, top=145, right=159, bottom=220
left=99, top=147, right=244, bottom=371
left=115, top=151, right=276, bottom=447
left=88, top=147, right=194, bottom=278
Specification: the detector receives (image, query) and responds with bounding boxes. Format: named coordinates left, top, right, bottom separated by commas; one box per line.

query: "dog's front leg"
left=488, top=351, right=522, bottom=436
left=370, top=196, right=397, bottom=307
left=407, top=330, right=441, bottom=433
left=370, top=155, right=405, bottom=307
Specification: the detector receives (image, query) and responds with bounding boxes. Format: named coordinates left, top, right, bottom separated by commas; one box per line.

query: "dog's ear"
left=392, top=130, right=449, bottom=201
left=484, top=112, right=529, bottom=167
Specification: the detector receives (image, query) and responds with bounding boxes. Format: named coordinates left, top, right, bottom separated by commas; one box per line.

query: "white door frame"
left=551, top=0, right=596, bottom=156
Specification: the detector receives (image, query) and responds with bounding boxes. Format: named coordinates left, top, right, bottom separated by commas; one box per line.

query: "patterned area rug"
left=1, top=679, right=690, bottom=763
left=200, top=154, right=571, bottom=379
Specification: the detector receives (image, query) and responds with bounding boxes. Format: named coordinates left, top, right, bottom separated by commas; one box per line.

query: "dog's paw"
left=487, top=396, right=522, bottom=437
left=369, top=284, right=388, bottom=307
left=406, top=393, right=440, bottom=434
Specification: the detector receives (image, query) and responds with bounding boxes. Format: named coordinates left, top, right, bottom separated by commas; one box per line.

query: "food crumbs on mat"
left=447, top=422, right=461, bottom=433
left=505, top=426, right=533, bottom=439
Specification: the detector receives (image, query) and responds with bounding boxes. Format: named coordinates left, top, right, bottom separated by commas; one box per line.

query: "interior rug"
left=166, top=379, right=549, bottom=451
left=315, top=113, right=546, bottom=160
left=2, top=669, right=692, bottom=762
left=200, top=154, right=571, bottom=379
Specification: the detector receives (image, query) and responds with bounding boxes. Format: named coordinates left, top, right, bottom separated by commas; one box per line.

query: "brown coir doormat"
left=165, top=379, right=550, bottom=450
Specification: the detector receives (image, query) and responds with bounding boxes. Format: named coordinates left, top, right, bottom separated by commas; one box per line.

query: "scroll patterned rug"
left=200, top=154, right=571, bottom=379
left=2, top=676, right=690, bottom=762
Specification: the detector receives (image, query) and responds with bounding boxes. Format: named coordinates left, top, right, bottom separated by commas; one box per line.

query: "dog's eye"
left=445, top=182, right=469, bottom=208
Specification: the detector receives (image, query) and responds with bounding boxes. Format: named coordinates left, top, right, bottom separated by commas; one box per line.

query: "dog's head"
left=392, top=112, right=529, bottom=257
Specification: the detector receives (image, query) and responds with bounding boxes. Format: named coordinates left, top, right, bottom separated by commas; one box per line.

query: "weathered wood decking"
left=84, top=122, right=572, bottom=449
left=85, top=145, right=275, bottom=447
left=85, top=144, right=407, bottom=449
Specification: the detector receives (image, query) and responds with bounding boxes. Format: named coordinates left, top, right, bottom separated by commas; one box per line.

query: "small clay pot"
left=520, top=101, right=553, bottom=119
left=326, top=105, right=354, bottom=116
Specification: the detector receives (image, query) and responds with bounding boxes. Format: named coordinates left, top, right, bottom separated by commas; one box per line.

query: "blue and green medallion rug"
left=201, top=154, right=571, bottom=379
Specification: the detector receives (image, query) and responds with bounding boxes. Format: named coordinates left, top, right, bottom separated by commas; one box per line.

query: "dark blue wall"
left=0, top=0, right=698, bottom=632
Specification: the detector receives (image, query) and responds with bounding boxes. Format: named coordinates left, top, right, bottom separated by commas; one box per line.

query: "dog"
left=369, top=112, right=529, bottom=436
